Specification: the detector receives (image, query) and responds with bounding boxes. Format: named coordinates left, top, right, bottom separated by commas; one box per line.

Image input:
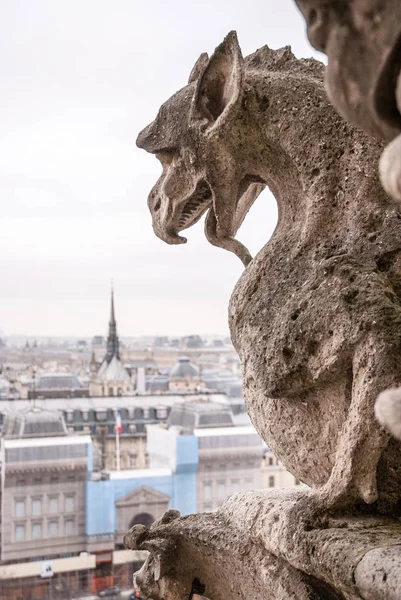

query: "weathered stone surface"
left=294, top=0, right=401, bottom=141
left=124, top=492, right=401, bottom=600
left=293, top=1, right=401, bottom=202
left=137, top=31, right=401, bottom=511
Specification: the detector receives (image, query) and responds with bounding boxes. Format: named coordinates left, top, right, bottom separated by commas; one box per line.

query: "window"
left=65, top=496, right=74, bottom=512
left=231, top=480, right=240, bottom=495
left=96, top=410, right=107, bottom=421
left=130, top=456, right=137, bottom=468
left=32, top=498, right=42, bottom=516
left=16, top=479, right=24, bottom=489
left=49, top=497, right=58, bottom=514
left=15, top=524, right=25, bottom=542
left=156, top=407, right=167, bottom=419
left=51, top=477, right=59, bottom=486
left=203, top=503, right=212, bottom=512
left=217, top=481, right=225, bottom=499
left=245, top=478, right=253, bottom=490
left=48, top=521, right=58, bottom=538
left=268, top=475, right=275, bottom=488
left=268, top=457, right=273, bottom=466
left=294, top=478, right=301, bottom=486
left=34, top=478, right=41, bottom=487
left=65, top=519, right=74, bottom=536
left=15, top=500, right=25, bottom=517
left=203, top=483, right=212, bottom=501
left=32, top=523, right=42, bottom=540
left=67, top=476, right=75, bottom=487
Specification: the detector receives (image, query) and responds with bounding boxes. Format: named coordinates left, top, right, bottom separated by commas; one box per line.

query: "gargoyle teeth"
left=178, top=180, right=212, bottom=228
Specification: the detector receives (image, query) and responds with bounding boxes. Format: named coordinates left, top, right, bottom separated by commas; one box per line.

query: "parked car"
left=129, top=591, right=143, bottom=600
left=98, top=585, right=120, bottom=597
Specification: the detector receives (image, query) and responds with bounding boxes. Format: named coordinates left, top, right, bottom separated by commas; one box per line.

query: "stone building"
left=0, top=392, right=232, bottom=476
left=0, top=408, right=92, bottom=563
left=63, top=404, right=169, bottom=471
left=168, top=356, right=204, bottom=392
left=147, top=403, right=269, bottom=513
left=261, top=446, right=300, bottom=489
left=30, top=372, right=88, bottom=399
left=89, top=289, right=133, bottom=397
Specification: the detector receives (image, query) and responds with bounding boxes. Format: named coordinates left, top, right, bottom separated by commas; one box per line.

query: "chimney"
left=136, top=367, right=146, bottom=395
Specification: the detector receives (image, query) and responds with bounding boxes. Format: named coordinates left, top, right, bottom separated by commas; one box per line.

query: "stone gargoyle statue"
left=137, top=31, right=401, bottom=514
left=294, top=0, right=401, bottom=203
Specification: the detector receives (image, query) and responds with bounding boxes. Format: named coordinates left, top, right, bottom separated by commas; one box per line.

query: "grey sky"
left=0, top=0, right=321, bottom=338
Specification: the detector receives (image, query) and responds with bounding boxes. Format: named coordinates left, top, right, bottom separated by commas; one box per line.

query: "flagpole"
left=116, top=426, right=120, bottom=471
left=115, top=411, right=121, bottom=471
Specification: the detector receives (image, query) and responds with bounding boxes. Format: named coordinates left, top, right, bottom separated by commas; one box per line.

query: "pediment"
left=115, top=485, right=170, bottom=507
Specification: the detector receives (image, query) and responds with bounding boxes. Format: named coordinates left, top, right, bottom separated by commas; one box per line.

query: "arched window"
left=268, top=475, right=275, bottom=488
left=129, top=512, right=155, bottom=529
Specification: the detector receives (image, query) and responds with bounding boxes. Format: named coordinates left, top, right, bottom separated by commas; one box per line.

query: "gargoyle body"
left=137, top=33, right=401, bottom=511
left=294, top=0, right=401, bottom=201
left=124, top=494, right=401, bottom=599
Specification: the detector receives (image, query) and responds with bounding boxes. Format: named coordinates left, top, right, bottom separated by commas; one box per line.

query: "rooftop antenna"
left=32, top=366, right=37, bottom=410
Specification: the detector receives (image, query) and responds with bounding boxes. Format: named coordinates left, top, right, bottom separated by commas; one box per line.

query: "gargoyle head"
left=137, top=31, right=265, bottom=266
left=124, top=509, right=198, bottom=600
left=294, top=0, right=401, bottom=141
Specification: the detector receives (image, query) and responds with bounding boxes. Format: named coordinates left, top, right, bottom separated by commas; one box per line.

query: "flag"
left=116, top=411, right=122, bottom=434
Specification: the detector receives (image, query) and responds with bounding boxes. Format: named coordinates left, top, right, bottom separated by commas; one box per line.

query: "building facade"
left=0, top=409, right=92, bottom=563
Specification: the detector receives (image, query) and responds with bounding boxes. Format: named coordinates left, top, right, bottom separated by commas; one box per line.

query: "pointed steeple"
left=105, top=285, right=120, bottom=363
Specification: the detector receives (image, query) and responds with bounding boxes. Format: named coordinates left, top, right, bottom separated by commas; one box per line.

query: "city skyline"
left=1, top=0, right=322, bottom=337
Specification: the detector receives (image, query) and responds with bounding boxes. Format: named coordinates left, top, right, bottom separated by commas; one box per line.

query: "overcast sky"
left=0, top=0, right=321, bottom=338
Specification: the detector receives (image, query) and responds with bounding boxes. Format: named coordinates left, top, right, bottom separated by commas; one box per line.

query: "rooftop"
left=36, top=373, right=83, bottom=389
left=2, top=407, right=69, bottom=438
left=167, top=402, right=234, bottom=433
left=170, top=356, right=200, bottom=378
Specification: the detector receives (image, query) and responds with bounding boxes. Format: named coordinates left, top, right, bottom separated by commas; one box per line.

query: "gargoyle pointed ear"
left=190, top=30, right=244, bottom=130
left=188, top=52, right=209, bottom=84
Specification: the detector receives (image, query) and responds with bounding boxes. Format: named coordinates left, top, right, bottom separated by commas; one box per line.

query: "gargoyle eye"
left=154, top=148, right=175, bottom=166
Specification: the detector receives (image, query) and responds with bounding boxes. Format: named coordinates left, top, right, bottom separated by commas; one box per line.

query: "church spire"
left=105, top=285, right=120, bottom=363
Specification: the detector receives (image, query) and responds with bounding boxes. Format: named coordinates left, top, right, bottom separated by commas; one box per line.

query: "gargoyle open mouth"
left=177, top=180, right=213, bottom=231
left=374, top=32, right=401, bottom=135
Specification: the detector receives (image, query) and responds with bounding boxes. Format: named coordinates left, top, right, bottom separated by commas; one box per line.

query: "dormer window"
left=96, top=410, right=107, bottom=421
left=156, top=407, right=168, bottom=419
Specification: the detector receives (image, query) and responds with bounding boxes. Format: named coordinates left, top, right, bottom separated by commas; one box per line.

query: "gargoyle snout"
left=136, top=122, right=155, bottom=151
left=147, top=182, right=188, bottom=246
